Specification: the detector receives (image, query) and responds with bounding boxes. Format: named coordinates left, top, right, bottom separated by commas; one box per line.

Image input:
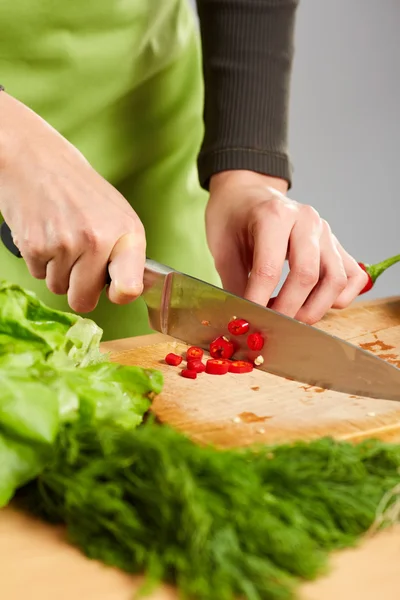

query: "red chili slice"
left=187, top=359, right=206, bottom=373
left=165, top=353, right=183, bottom=366
left=205, top=359, right=230, bottom=375
left=247, top=333, right=265, bottom=351
left=181, top=369, right=197, bottom=379
left=209, top=336, right=235, bottom=359
left=229, top=360, right=254, bottom=374
left=186, top=346, right=204, bottom=360
left=228, top=318, right=250, bottom=336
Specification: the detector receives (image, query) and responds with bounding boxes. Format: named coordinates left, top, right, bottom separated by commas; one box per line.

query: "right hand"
left=0, top=92, right=146, bottom=313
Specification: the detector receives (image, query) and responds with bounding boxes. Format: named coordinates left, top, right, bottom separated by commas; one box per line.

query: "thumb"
left=106, top=232, right=145, bottom=305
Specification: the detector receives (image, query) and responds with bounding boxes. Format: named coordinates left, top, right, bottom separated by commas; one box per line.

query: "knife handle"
left=0, top=221, right=173, bottom=288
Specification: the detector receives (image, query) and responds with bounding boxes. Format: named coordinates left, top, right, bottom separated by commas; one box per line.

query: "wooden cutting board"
left=102, top=295, right=400, bottom=446
left=2, top=295, right=400, bottom=600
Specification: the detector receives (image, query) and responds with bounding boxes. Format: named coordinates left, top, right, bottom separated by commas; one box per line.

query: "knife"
left=1, top=221, right=400, bottom=401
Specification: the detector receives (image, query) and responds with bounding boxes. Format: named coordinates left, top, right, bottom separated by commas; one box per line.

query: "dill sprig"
left=19, top=419, right=400, bottom=600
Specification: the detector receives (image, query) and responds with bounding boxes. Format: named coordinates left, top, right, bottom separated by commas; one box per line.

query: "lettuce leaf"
left=0, top=281, right=104, bottom=366
left=0, top=369, right=60, bottom=506
left=0, top=282, right=163, bottom=508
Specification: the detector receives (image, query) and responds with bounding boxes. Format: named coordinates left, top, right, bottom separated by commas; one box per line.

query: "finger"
left=244, top=209, right=295, bottom=305
left=17, top=234, right=50, bottom=280
left=271, top=207, right=321, bottom=318
left=214, top=240, right=249, bottom=297
left=107, top=232, right=146, bottom=305
left=22, top=255, right=48, bottom=280
left=295, top=222, right=347, bottom=324
left=332, top=243, right=369, bottom=309
left=67, top=249, right=109, bottom=313
left=46, top=254, right=74, bottom=295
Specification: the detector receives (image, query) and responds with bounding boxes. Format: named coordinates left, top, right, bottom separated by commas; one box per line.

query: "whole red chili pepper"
left=358, top=253, right=400, bottom=295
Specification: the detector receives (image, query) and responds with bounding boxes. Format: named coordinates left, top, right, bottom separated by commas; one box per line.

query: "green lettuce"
left=0, top=368, right=60, bottom=506
left=0, top=282, right=163, bottom=507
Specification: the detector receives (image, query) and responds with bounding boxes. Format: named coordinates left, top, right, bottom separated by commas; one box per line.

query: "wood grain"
left=102, top=296, right=400, bottom=447
left=2, top=296, right=400, bottom=599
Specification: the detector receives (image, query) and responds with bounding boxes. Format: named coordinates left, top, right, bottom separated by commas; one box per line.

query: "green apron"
left=0, top=0, right=219, bottom=340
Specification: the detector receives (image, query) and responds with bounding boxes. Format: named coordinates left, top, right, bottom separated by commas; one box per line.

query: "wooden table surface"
left=2, top=296, right=400, bottom=599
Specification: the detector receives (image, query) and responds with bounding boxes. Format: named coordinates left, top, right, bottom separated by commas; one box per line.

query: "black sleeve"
left=195, top=0, right=299, bottom=190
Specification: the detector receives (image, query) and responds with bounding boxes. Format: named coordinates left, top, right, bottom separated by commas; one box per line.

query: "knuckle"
left=303, top=314, right=319, bottom=326
left=267, top=196, right=291, bottom=219
left=321, top=218, right=332, bottom=234
left=297, top=309, right=321, bottom=326
left=267, top=196, right=283, bottom=213
left=300, top=205, right=321, bottom=230
left=56, top=232, right=75, bottom=254
left=294, top=265, right=319, bottom=288
left=81, top=227, right=102, bottom=253
left=134, top=219, right=146, bottom=239
left=301, top=204, right=320, bottom=221
left=248, top=203, right=266, bottom=227
left=307, top=312, right=324, bottom=325
left=357, top=268, right=370, bottom=287
left=333, top=296, right=352, bottom=310
left=325, top=272, right=348, bottom=292
left=253, top=262, right=281, bottom=283
left=20, top=237, right=47, bottom=260
left=132, top=225, right=146, bottom=250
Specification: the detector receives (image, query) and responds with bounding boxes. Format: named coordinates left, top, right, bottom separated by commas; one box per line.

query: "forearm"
left=196, top=0, right=299, bottom=190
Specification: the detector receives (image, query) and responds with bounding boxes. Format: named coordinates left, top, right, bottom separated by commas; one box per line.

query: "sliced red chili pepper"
left=205, top=359, right=230, bottom=375
left=186, top=346, right=204, bottom=360
left=181, top=369, right=197, bottom=379
left=165, top=353, right=183, bottom=366
left=187, top=359, right=206, bottom=373
left=247, top=333, right=265, bottom=351
left=229, top=360, right=254, bottom=374
left=227, top=318, right=250, bottom=336
left=209, top=336, right=234, bottom=359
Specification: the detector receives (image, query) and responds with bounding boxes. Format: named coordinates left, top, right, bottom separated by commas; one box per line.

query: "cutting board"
left=2, top=295, right=400, bottom=600
left=102, top=295, right=400, bottom=446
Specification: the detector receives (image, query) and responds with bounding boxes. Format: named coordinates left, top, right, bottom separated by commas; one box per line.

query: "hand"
left=0, top=92, right=145, bottom=313
left=206, top=170, right=368, bottom=324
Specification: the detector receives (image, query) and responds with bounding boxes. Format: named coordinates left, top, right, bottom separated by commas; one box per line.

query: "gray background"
left=191, top=0, right=400, bottom=299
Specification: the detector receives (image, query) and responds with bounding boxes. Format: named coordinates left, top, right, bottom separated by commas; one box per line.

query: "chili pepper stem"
left=363, top=253, right=400, bottom=283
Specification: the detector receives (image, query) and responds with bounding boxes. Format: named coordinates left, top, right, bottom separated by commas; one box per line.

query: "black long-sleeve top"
left=196, top=0, right=299, bottom=190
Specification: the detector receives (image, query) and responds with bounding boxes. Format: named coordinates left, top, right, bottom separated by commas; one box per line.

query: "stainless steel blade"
left=142, top=262, right=400, bottom=401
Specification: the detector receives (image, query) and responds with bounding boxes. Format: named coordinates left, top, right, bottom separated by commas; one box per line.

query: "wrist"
left=209, top=170, right=289, bottom=195
left=0, top=92, right=25, bottom=170
left=0, top=91, right=10, bottom=169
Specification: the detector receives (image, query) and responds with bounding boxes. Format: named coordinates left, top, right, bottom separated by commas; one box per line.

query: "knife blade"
left=1, top=221, right=400, bottom=401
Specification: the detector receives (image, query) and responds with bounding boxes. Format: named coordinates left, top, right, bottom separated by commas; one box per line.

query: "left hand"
left=206, top=170, right=368, bottom=325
